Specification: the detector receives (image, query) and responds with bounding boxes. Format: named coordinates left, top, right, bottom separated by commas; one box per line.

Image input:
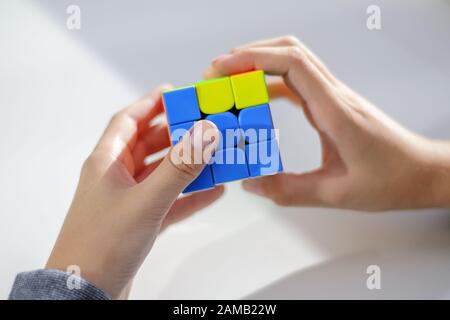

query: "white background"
left=1, top=0, right=450, bottom=299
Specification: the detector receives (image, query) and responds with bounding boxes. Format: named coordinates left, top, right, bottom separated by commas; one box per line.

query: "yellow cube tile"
left=230, top=70, right=269, bottom=109
left=195, top=77, right=234, bottom=114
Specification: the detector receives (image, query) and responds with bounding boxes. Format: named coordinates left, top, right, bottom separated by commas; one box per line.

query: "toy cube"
left=162, top=70, right=283, bottom=194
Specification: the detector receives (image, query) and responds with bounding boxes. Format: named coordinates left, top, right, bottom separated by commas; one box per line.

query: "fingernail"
left=242, top=180, right=264, bottom=196
left=190, top=120, right=219, bottom=151
left=212, top=53, right=232, bottom=64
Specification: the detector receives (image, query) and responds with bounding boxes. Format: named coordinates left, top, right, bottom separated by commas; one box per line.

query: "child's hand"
left=46, top=85, right=223, bottom=299
left=206, top=36, right=450, bottom=211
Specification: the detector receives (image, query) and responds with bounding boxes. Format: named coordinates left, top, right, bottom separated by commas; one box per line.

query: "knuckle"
left=173, top=160, right=201, bottom=182
left=235, top=48, right=252, bottom=58
left=81, top=153, right=102, bottom=176
left=108, top=111, right=136, bottom=132
left=286, top=46, right=307, bottom=65
left=82, top=153, right=96, bottom=171
left=110, top=111, right=125, bottom=124
left=81, top=158, right=91, bottom=174
left=281, top=35, right=300, bottom=46
left=169, top=143, right=204, bottom=182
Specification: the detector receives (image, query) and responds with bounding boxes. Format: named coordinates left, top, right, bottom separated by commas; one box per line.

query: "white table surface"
left=1, top=0, right=450, bottom=299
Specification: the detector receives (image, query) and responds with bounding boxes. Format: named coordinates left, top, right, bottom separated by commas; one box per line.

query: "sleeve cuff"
left=9, top=269, right=111, bottom=300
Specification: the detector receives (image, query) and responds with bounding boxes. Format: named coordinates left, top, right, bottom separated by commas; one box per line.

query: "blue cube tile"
left=205, top=112, right=241, bottom=149
left=169, top=121, right=194, bottom=145
left=211, top=147, right=249, bottom=184
left=163, top=86, right=201, bottom=125
left=183, top=165, right=215, bottom=193
left=238, top=104, right=275, bottom=144
left=245, top=139, right=283, bottom=177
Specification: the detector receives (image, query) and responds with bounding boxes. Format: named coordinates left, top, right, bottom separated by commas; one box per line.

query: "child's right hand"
left=46, top=86, right=223, bottom=299
left=206, top=35, right=450, bottom=211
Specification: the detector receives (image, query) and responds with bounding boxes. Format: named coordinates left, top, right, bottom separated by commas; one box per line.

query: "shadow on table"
left=245, top=247, right=450, bottom=299
left=158, top=204, right=450, bottom=299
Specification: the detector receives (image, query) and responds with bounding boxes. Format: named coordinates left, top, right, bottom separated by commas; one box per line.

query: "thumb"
left=136, top=120, right=220, bottom=204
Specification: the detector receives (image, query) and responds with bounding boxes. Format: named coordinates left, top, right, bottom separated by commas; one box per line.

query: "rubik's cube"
left=162, top=70, right=283, bottom=193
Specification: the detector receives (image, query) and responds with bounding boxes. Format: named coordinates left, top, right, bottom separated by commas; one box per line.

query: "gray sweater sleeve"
left=9, top=269, right=110, bottom=300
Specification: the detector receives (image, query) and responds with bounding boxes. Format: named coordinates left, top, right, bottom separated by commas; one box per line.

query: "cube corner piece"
left=162, top=86, right=201, bottom=125
left=230, top=70, right=269, bottom=110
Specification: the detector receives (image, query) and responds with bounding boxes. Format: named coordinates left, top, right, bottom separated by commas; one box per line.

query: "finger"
left=132, top=122, right=170, bottom=174
left=134, top=120, right=220, bottom=218
left=160, top=186, right=225, bottom=231
left=266, top=77, right=305, bottom=106
left=232, top=35, right=339, bottom=86
left=140, top=122, right=171, bottom=153
left=211, top=46, right=332, bottom=106
left=232, top=35, right=304, bottom=50
left=95, top=84, right=171, bottom=154
left=124, top=84, right=172, bottom=133
left=242, top=172, right=326, bottom=207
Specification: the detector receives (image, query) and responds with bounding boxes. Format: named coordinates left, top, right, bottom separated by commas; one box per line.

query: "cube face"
left=196, top=77, right=234, bottom=114
left=162, top=86, right=201, bottom=125
left=238, top=104, right=275, bottom=144
left=205, top=112, right=241, bottom=149
left=230, top=70, right=269, bottom=109
left=163, top=70, right=283, bottom=194
left=246, top=139, right=283, bottom=177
